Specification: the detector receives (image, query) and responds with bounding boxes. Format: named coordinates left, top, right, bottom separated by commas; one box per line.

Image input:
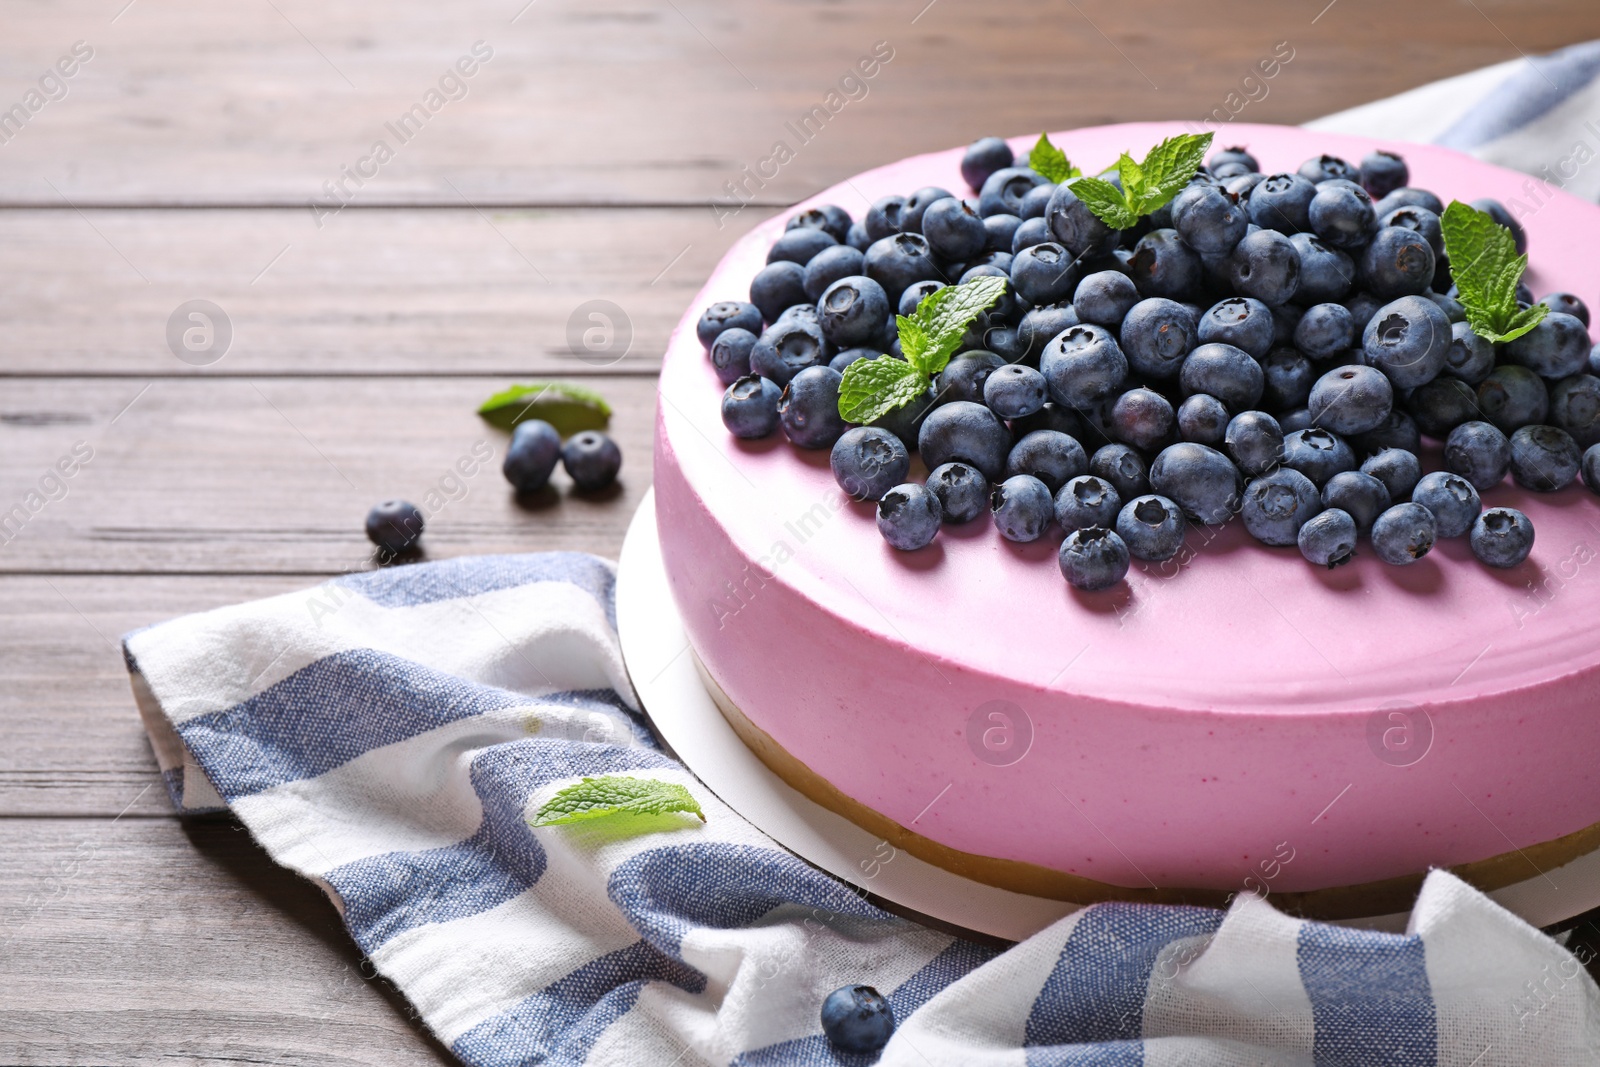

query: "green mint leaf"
left=896, top=314, right=931, bottom=369
left=910, top=275, right=1010, bottom=376
left=478, top=381, right=612, bottom=435
left=1440, top=200, right=1532, bottom=337
left=1492, top=303, right=1549, bottom=344
left=530, top=776, right=704, bottom=827
left=1029, top=133, right=1080, bottom=183
left=1115, top=152, right=1145, bottom=203
left=1128, top=132, right=1213, bottom=216
left=1068, top=175, right=1140, bottom=230
left=837, top=356, right=928, bottom=424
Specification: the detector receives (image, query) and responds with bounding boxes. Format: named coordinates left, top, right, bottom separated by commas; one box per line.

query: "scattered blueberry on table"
left=820, top=983, right=895, bottom=1054
left=703, top=129, right=1599, bottom=589
left=365, top=500, right=424, bottom=555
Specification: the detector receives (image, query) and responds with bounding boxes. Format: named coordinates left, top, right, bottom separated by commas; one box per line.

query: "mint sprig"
left=1029, top=133, right=1081, bottom=184
left=529, top=775, right=705, bottom=827
left=478, top=381, right=612, bottom=435
left=1439, top=200, right=1547, bottom=344
left=836, top=275, right=1008, bottom=424
left=1068, top=132, right=1215, bottom=230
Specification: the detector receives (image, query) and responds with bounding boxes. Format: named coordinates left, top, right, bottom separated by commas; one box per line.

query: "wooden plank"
left=0, top=376, right=656, bottom=574
left=5, top=0, right=1597, bottom=206
left=0, top=816, right=455, bottom=1065
left=0, top=208, right=741, bottom=376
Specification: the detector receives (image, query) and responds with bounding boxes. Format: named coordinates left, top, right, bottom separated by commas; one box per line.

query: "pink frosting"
left=655, top=122, right=1600, bottom=893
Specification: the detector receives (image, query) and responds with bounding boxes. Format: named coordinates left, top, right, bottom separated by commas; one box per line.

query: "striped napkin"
left=125, top=44, right=1600, bottom=1067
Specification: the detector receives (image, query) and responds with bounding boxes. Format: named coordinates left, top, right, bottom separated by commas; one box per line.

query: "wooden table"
left=6, top=2, right=1600, bottom=1061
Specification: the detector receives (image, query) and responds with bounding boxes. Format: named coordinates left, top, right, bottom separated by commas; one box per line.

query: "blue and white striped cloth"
left=126, top=553, right=1600, bottom=1065
left=125, top=47, right=1600, bottom=1066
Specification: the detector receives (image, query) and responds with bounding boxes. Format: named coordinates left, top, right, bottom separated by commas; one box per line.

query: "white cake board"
left=616, top=489, right=1600, bottom=941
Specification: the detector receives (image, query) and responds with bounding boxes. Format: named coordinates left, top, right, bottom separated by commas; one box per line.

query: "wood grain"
left=0, top=816, right=456, bottom=1066
left=4, top=0, right=1597, bottom=207
left=0, top=376, right=657, bottom=574
left=0, top=208, right=744, bottom=377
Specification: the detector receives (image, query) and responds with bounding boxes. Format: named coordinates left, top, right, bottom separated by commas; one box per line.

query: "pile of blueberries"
left=699, top=135, right=1600, bottom=591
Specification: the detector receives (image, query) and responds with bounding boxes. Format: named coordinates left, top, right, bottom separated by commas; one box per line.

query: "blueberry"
left=846, top=222, right=872, bottom=252
left=1361, top=447, right=1422, bottom=502
left=1363, top=296, right=1451, bottom=389
left=778, top=366, right=847, bottom=450
left=1058, top=526, right=1131, bottom=590
left=1359, top=151, right=1409, bottom=200
left=1441, top=421, right=1509, bottom=491
left=991, top=474, right=1054, bottom=541
left=1371, top=502, right=1436, bottom=565
left=923, top=461, right=988, bottom=524
left=802, top=245, right=867, bottom=303
left=1541, top=292, right=1591, bottom=327
left=1321, top=470, right=1391, bottom=532
left=1344, top=290, right=1386, bottom=336
left=877, top=484, right=942, bottom=550
left=873, top=388, right=936, bottom=451
left=898, top=279, right=947, bottom=317
left=1209, top=146, right=1260, bottom=173
left=1443, top=322, right=1496, bottom=386
left=1009, top=242, right=1079, bottom=306
left=1173, top=184, right=1249, bottom=255
left=1470, top=198, right=1527, bottom=254
left=939, top=351, right=1005, bottom=403
left=1376, top=205, right=1443, bottom=256
left=1197, top=297, right=1274, bottom=359
left=561, top=430, right=622, bottom=490
left=831, top=426, right=910, bottom=501
left=1046, top=181, right=1121, bottom=258
left=864, top=233, right=943, bottom=307
left=1130, top=229, right=1205, bottom=302
left=1477, top=365, right=1550, bottom=433
left=984, top=363, right=1048, bottom=419
left=984, top=213, right=1023, bottom=253
left=709, top=327, right=759, bottom=385
left=962, top=136, right=1015, bottom=191
left=1585, top=443, right=1600, bottom=494
left=1279, top=407, right=1314, bottom=433
left=1287, top=234, right=1355, bottom=306
left=1300, top=154, right=1357, bottom=184
left=1359, top=226, right=1435, bottom=299
left=1011, top=216, right=1054, bottom=254
left=1180, top=343, right=1265, bottom=412
left=1073, top=270, right=1140, bottom=327
left=748, top=261, right=809, bottom=325
left=502, top=419, right=562, bottom=492
left=1408, top=377, right=1479, bottom=439
left=901, top=186, right=957, bottom=233
left=777, top=302, right=821, bottom=327
left=697, top=300, right=765, bottom=350
left=787, top=205, right=853, bottom=243
left=829, top=347, right=880, bottom=373
left=1119, top=298, right=1196, bottom=380
left=1406, top=470, right=1479, bottom=539
left=1352, top=408, right=1422, bottom=457
left=1292, top=302, right=1355, bottom=361
left=1308, top=365, right=1393, bottom=436
left=984, top=325, right=1029, bottom=363
left=1504, top=312, right=1591, bottom=380
left=1374, top=187, right=1445, bottom=219
left=721, top=375, right=783, bottom=439
left=1041, top=325, right=1129, bottom=409
left=1149, top=442, right=1242, bottom=524
left=1249, top=173, right=1317, bottom=233
left=750, top=318, right=827, bottom=387
left=919, top=400, right=1012, bottom=480
left=1107, top=388, right=1175, bottom=452
left=1261, top=346, right=1316, bottom=410
left=1550, top=374, right=1600, bottom=448
left=1224, top=171, right=1267, bottom=198
left=1111, top=494, right=1183, bottom=562
left=1239, top=468, right=1320, bottom=546
left=1019, top=182, right=1056, bottom=221
left=1006, top=429, right=1088, bottom=492
left=1509, top=424, right=1581, bottom=491
left=1470, top=507, right=1535, bottom=568
left=818, top=275, right=891, bottom=349
left=365, top=499, right=424, bottom=555
left=1228, top=229, right=1302, bottom=306
left=1309, top=180, right=1376, bottom=249
left=1177, top=393, right=1230, bottom=446
left=979, top=168, right=1048, bottom=219
left=1050, top=474, right=1119, bottom=532
left=1272, top=303, right=1306, bottom=346
left=864, top=195, right=907, bottom=242
left=1298, top=508, right=1358, bottom=567
left=1224, top=410, right=1284, bottom=476
left=1429, top=289, right=1466, bottom=323
left=768, top=227, right=838, bottom=266
left=1281, top=427, right=1356, bottom=486
left=1089, top=444, right=1149, bottom=500
left=921, top=196, right=989, bottom=260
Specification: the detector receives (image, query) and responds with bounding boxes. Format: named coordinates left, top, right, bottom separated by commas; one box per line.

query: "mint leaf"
left=906, top=275, right=1009, bottom=376
left=479, top=382, right=612, bottom=435
left=1115, top=152, right=1145, bottom=204
left=1132, top=132, right=1213, bottom=215
left=1440, top=200, right=1546, bottom=343
left=1029, top=133, right=1080, bottom=184
left=838, top=357, right=928, bottom=424
left=1069, top=176, right=1140, bottom=230
left=530, top=776, right=704, bottom=827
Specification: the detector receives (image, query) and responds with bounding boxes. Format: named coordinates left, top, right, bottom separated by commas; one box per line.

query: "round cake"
left=654, top=121, right=1600, bottom=918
